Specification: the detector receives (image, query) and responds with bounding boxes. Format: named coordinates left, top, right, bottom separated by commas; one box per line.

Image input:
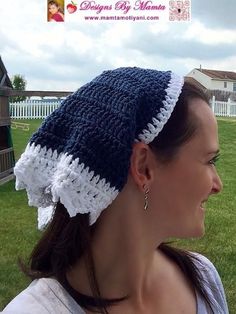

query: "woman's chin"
left=174, top=226, right=206, bottom=239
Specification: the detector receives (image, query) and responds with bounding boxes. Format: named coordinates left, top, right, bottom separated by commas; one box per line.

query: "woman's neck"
left=66, top=202, right=166, bottom=302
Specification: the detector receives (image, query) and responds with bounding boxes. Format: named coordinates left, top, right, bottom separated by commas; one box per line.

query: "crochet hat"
left=14, top=67, right=183, bottom=228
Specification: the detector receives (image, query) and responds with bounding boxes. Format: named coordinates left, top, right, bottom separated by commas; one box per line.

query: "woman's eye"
left=209, top=154, right=220, bottom=165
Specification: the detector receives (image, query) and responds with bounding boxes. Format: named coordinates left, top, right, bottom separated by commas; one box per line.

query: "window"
left=224, top=81, right=227, bottom=88
left=233, top=83, right=236, bottom=92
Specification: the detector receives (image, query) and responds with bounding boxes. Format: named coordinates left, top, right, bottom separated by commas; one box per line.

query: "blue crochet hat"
left=14, top=67, right=183, bottom=227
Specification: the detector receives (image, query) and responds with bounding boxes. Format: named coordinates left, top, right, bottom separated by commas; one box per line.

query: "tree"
left=10, top=74, right=27, bottom=103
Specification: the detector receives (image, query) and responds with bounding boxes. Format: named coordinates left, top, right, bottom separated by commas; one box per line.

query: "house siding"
left=186, top=69, right=212, bottom=89
left=211, top=80, right=235, bottom=92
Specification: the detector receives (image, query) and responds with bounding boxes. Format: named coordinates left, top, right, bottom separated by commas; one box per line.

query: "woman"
left=3, top=67, right=228, bottom=313
left=48, top=0, right=64, bottom=22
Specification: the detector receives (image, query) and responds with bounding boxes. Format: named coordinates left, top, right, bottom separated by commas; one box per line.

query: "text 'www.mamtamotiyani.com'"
left=84, top=15, right=159, bottom=20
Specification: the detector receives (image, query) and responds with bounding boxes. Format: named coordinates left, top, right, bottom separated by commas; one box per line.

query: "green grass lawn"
left=173, top=118, right=236, bottom=312
left=0, top=119, right=43, bottom=309
left=11, top=119, right=43, bottom=160
left=0, top=118, right=235, bottom=311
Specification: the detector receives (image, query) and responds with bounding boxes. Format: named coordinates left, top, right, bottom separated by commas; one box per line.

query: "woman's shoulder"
left=191, top=252, right=229, bottom=314
left=191, top=252, right=218, bottom=270
left=51, top=13, right=64, bottom=21
left=1, top=278, right=85, bottom=314
left=191, top=252, right=223, bottom=282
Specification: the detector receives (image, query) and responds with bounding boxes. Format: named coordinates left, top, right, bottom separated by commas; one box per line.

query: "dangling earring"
left=143, top=185, right=149, bottom=211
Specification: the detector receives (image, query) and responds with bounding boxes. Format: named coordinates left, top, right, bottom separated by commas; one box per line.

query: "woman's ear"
left=129, top=142, right=156, bottom=191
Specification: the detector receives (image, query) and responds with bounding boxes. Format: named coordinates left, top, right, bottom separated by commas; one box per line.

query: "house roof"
left=0, top=56, right=13, bottom=88
left=197, top=68, right=236, bottom=81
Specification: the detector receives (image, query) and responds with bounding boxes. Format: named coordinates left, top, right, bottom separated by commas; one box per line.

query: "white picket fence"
left=9, top=97, right=236, bottom=119
left=10, top=100, right=61, bottom=119
left=210, top=96, right=236, bottom=117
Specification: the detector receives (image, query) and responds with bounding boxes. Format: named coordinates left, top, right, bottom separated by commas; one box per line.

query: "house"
left=186, top=68, right=236, bottom=93
left=0, top=56, right=15, bottom=184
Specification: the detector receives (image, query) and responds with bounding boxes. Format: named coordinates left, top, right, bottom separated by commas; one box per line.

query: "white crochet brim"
left=138, top=72, right=184, bottom=143
left=38, top=206, right=54, bottom=230
left=14, top=143, right=119, bottom=227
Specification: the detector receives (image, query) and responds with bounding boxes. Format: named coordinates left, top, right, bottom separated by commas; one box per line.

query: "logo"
left=67, top=1, right=78, bottom=13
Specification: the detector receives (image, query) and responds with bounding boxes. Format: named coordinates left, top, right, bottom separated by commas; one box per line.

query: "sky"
left=0, top=0, right=236, bottom=91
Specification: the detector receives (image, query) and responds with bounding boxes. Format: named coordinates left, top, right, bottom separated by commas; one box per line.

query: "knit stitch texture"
left=14, top=67, right=184, bottom=226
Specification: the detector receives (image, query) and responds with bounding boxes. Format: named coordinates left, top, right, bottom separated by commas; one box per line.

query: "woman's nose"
left=211, top=172, right=223, bottom=195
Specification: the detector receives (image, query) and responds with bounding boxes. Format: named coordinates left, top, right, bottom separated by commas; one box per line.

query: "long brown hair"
left=20, top=81, right=215, bottom=313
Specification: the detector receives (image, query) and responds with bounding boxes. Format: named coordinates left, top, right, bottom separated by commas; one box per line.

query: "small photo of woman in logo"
left=47, top=0, right=65, bottom=22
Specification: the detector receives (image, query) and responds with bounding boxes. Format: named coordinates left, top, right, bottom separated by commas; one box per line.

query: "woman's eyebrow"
left=207, top=149, right=220, bottom=155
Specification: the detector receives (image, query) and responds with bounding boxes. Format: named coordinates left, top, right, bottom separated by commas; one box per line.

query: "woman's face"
left=150, top=98, right=222, bottom=239
left=49, top=4, right=59, bottom=15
